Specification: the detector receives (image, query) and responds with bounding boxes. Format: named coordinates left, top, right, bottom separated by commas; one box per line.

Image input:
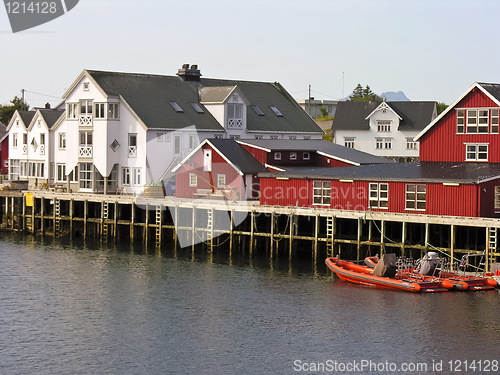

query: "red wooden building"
left=0, top=122, right=8, bottom=175
left=416, top=82, right=500, bottom=162
left=259, top=162, right=500, bottom=218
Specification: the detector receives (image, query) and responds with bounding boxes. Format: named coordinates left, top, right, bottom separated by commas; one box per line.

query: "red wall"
left=240, top=144, right=267, bottom=165
left=260, top=177, right=491, bottom=217
left=420, top=87, right=500, bottom=162
left=176, top=144, right=244, bottom=199
left=0, top=138, right=8, bottom=174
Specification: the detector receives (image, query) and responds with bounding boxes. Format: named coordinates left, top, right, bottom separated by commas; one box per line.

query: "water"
left=0, top=235, right=499, bottom=375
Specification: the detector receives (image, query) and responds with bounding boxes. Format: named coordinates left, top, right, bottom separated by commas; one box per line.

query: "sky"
left=0, top=0, right=499, bottom=109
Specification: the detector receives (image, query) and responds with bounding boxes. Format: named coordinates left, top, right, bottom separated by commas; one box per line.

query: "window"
left=251, top=105, right=265, bottom=116
left=376, top=138, right=392, bottom=149
left=40, top=133, right=45, bottom=145
left=174, top=135, right=181, bottom=155
left=67, top=103, right=78, bottom=119
left=303, top=152, right=310, bottom=160
left=458, top=108, right=499, bottom=134
left=79, top=131, right=93, bottom=157
left=69, top=166, right=78, bottom=182
left=189, top=173, right=197, bottom=187
left=495, top=186, right=500, bottom=212
left=189, top=135, right=197, bottom=149
left=133, top=168, right=142, bottom=186
left=344, top=137, right=355, bottom=148
left=110, top=139, right=120, bottom=152
left=289, top=136, right=296, bottom=140
left=20, top=162, right=27, bottom=177
left=12, top=133, right=18, bottom=148
left=290, top=152, right=297, bottom=160
left=56, top=164, right=66, bottom=182
left=227, top=103, right=243, bottom=128
left=58, top=133, right=66, bottom=150
left=157, top=133, right=164, bottom=142
left=406, top=184, right=426, bottom=211
left=313, top=180, right=331, bottom=205
left=406, top=138, right=418, bottom=150
left=369, top=183, right=389, bottom=209
left=465, top=144, right=488, bottom=161
left=270, top=136, right=278, bottom=140
left=23, top=133, right=27, bottom=145
left=190, top=102, right=204, bottom=113
left=128, top=133, right=137, bottom=158
left=169, top=101, right=184, bottom=113
left=274, top=152, right=282, bottom=160
left=214, top=134, right=224, bottom=139
left=108, top=103, right=119, bottom=119
left=217, top=174, right=226, bottom=188
left=270, top=106, right=283, bottom=117
left=10, top=159, right=20, bottom=180
left=122, top=167, right=130, bottom=185
left=83, top=82, right=90, bottom=91
left=255, top=135, right=263, bottom=139
left=229, top=135, right=240, bottom=140
left=95, top=103, right=105, bottom=119
left=80, top=100, right=93, bottom=115
left=377, top=120, right=391, bottom=132
left=79, top=163, right=93, bottom=190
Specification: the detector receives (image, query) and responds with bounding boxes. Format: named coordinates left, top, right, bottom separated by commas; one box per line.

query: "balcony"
left=128, top=146, right=137, bottom=158
left=227, top=118, right=243, bottom=128
left=79, top=115, right=93, bottom=126
left=79, top=146, right=93, bottom=157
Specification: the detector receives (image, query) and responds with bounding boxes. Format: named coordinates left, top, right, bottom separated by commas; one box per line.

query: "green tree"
left=436, top=102, right=448, bottom=115
left=349, top=84, right=382, bottom=102
left=0, top=96, right=29, bottom=125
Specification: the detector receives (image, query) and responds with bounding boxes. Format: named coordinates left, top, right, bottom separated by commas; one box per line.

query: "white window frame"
left=312, top=180, right=331, bottom=206
left=344, top=137, right=355, bottom=148
left=274, top=152, right=281, bottom=160
left=67, top=103, right=78, bottom=119
left=290, top=152, right=297, bottom=160
left=405, top=184, right=426, bottom=211
left=465, top=143, right=489, bottom=161
left=58, top=133, right=66, bottom=150
left=108, top=103, right=119, bottom=119
left=10, top=159, right=20, bottom=180
left=122, top=167, right=131, bottom=186
left=369, top=183, right=389, bottom=209
left=79, top=162, right=93, bottom=190
left=56, top=164, right=66, bottom=182
left=128, top=133, right=137, bottom=158
left=217, top=174, right=226, bottom=189
left=132, top=168, right=142, bottom=186
left=303, top=152, right=310, bottom=160
left=12, top=133, right=18, bottom=148
left=377, top=120, right=391, bottom=132
left=189, top=173, right=197, bottom=187
left=406, top=138, right=418, bottom=150
left=495, top=186, right=500, bottom=213
left=95, top=103, right=106, bottom=119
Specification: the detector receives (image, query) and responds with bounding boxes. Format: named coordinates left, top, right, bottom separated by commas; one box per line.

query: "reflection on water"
left=0, top=234, right=498, bottom=375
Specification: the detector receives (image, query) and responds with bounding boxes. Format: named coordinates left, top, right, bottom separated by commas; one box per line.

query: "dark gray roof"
left=19, top=111, right=36, bottom=126
left=207, top=139, right=268, bottom=174
left=39, top=110, right=65, bottom=129
left=478, top=82, right=500, bottom=102
left=87, top=70, right=323, bottom=134
left=0, top=122, right=7, bottom=142
left=333, top=101, right=436, bottom=131
left=259, top=162, right=500, bottom=184
left=238, top=139, right=393, bottom=165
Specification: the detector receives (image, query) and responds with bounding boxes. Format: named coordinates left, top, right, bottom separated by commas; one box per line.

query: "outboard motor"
left=418, top=252, right=440, bottom=276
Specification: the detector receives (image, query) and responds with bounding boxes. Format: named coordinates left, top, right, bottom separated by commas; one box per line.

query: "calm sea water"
left=0, top=235, right=499, bottom=375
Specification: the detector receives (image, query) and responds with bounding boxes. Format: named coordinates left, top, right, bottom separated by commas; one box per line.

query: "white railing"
left=79, top=115, right=93, bottom=126
left=128, top=146, right=137, bottom=158
left=79, top=146, right=93, bottom=157
left=227, top=118, right=243, bottom=128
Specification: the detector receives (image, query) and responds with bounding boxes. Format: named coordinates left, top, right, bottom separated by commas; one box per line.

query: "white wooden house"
left=332, top=101, right=437, bottom=161
left=8, top=64, right=323, bottom=194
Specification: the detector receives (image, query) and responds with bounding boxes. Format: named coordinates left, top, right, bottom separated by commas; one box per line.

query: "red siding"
left=420, top=87, right=500, bottom=162
left=0, top=138, right=8, bottom=174
left=176, top=145, right=244, bottom=199
left=240, top=144, right=268, bottom=164
left=478, top=178, right=500, bottom=218
left=260, top=177, right=486, bottom=217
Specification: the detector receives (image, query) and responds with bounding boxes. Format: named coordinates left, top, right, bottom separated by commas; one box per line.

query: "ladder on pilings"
left=485, top=227, right=497, bottom=272
left=326, top=216, right=335, bottom=257
left=102, top=202, right=109, bottom=242
left=207, top=208, right=214, bottom=248
left=155, top=205, right=162, bottom=247
left=54, top=199, right=61, bottom=237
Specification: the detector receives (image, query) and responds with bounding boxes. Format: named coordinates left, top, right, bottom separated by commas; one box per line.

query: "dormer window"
left=251, top=105, right=265, bottom=116
left=227, top=103, right=243, bottom=128
left=377, top=120, right=391, bottom=132
left=270, top=106, right=283, bottom=117
left=169, top=101, right=184, bottom=113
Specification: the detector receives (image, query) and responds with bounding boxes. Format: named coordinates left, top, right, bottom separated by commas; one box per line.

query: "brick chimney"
left=177, top=64, right=201, bottom=81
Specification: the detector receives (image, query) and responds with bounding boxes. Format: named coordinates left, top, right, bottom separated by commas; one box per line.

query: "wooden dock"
left=1, top=191, right=499, bottom=271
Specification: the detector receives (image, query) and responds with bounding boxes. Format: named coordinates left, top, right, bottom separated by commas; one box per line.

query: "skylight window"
left=190, top=102, right=204, bottom=113
left=169, top=101, right=184, bottom=113
left=270, top=106, right=283, bottom=117
left=251, top=105, right=265, bottom=116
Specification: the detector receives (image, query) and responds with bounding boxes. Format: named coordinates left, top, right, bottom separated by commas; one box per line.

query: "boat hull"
left=325, top=258, right=449, bottom=293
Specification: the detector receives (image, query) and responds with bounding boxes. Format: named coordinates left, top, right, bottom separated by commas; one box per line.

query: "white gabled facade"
left=7, top=112, right=30, bottom=182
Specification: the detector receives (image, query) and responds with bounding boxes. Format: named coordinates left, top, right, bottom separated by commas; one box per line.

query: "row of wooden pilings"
left=0, top=191, right=499, bottom=271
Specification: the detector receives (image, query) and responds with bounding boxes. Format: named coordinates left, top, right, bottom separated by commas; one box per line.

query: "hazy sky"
left=0, top=0, right=498, bottom=108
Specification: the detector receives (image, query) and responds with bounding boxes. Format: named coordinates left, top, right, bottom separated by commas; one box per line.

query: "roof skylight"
left=270, top=106, right=283, bottom=117
left=190, top=102, right=205, bottom=113
left=251, top=105, right=265, bottom=116
left=169, top=101, right=184, bottom=113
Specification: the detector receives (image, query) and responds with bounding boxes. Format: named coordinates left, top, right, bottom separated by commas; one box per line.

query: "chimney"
left=45, top=102, right=51, bottom=109
left=177, top=64, right=201, bottom=81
